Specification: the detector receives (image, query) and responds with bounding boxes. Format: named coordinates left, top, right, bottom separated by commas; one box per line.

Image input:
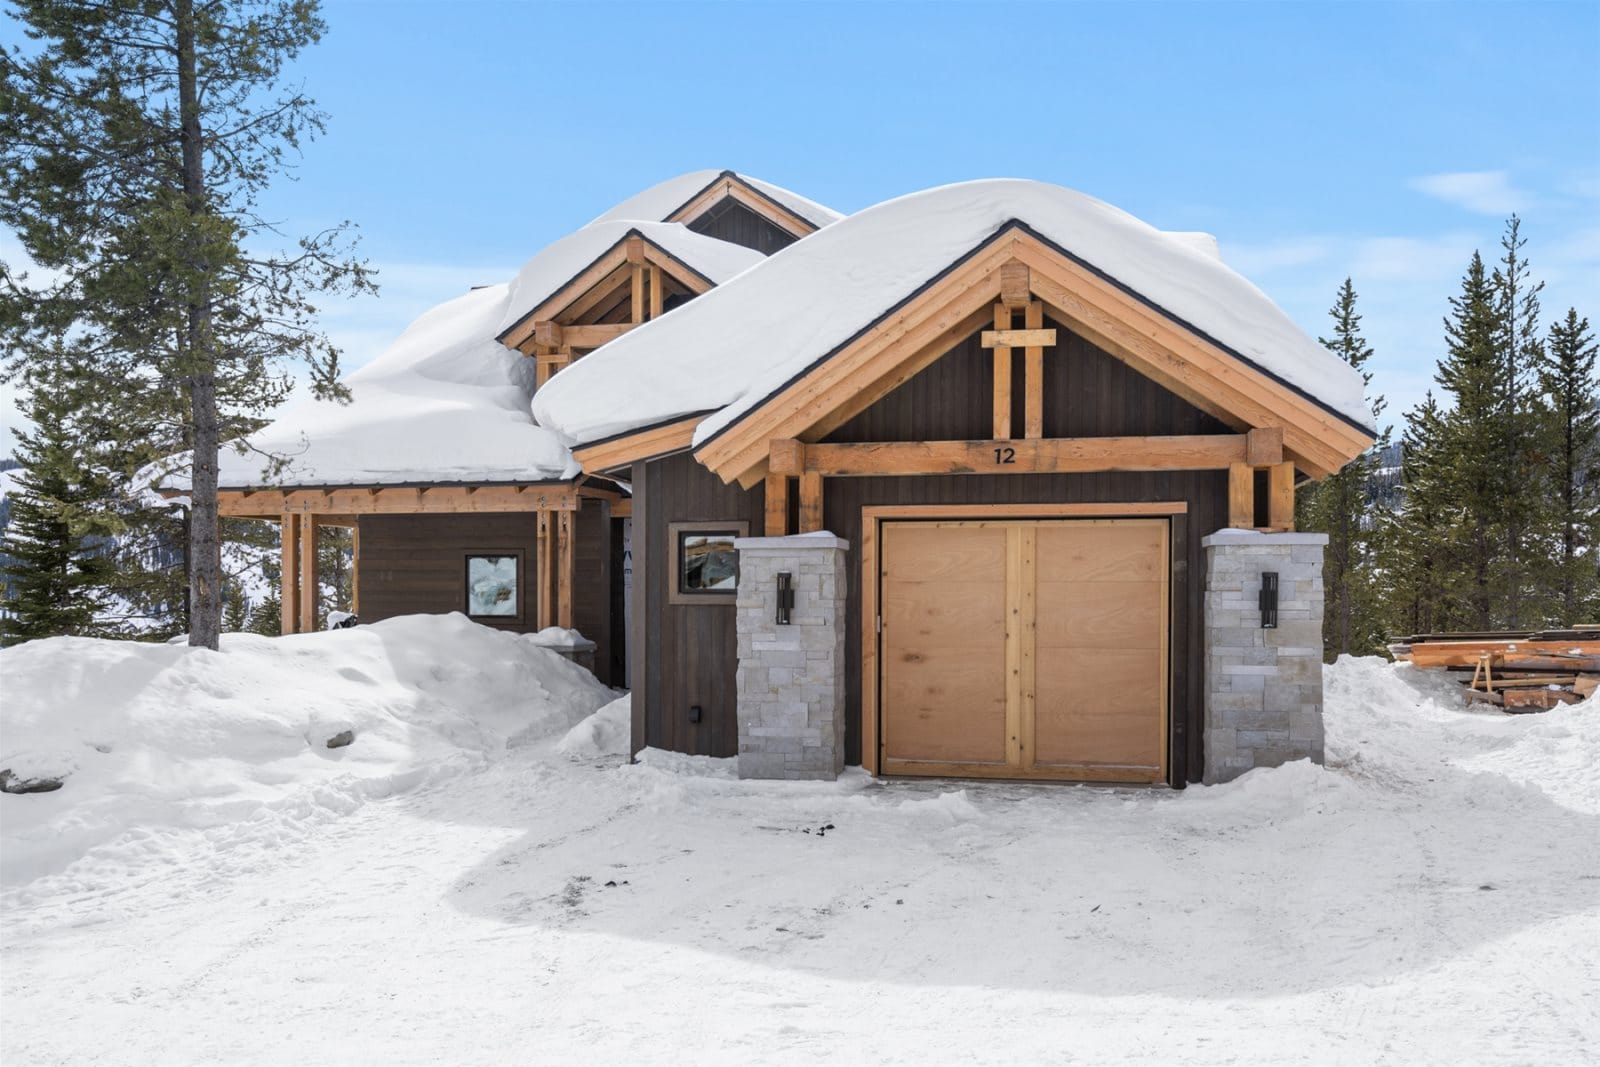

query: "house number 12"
left=993, top=447, right=1016, bottom=465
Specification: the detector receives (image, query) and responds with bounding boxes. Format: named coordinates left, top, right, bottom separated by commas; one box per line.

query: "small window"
left=668, top=521, right=748, bottom=605
left=465, top=553, right=520, bottom=618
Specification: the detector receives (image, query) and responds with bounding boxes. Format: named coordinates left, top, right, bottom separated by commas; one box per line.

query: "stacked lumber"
left=1389, top=627, right=1600, bottom=712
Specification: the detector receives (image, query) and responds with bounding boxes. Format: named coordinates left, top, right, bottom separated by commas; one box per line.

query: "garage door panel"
left=881, top=524, right=1007, bottom=583
left=877, top=517, right=1168, bottom=783
left=1035, top=648, right=1164, bottom=768
left=882, top=582, right=1006, bottom=644
left=1036, top=580, right=1163, bottom=650
left=882, top=647, right=1009, bottom=763
left=1037, top=522, right=1165, bottom=583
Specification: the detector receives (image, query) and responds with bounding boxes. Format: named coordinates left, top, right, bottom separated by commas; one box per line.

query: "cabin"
left=197, top=172, right=1375, bottom=786
left=205, top=171, right=840, bottom=686
left=534, top=179, right=1376, bottom=785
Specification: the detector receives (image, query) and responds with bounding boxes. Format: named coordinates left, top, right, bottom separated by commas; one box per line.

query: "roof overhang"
left=689, top=223, right=1377, bottom=488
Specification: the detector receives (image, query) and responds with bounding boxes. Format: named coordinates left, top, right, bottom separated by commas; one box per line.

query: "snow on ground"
left=2, top=641, right=1596, bottom=1065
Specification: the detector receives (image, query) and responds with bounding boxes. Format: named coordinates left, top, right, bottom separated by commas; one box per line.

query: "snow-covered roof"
left=494, top=220, right=762, bottom=340
left=216, top=284, right=575, bottom=488
left=212, top=218, right=763, bottom=489
left=589, top=169, right=843, bottom=232
left=533, top=179, right=1375, bottom=449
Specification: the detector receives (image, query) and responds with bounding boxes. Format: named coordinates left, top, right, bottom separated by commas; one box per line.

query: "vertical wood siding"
left=356, top=513, right=541, bottom=633
left=639, top=451, right=766, bottom=756
left=573, top=498, right=613, bottom=685
left=640, top=319, right=1237, bottom=781
left=687, top=199, right=801, bottom=256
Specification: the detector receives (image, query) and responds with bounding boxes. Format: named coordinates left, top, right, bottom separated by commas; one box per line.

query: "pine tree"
left=222, top=581, right=250, bottom=633
left=1433, top=251, right=1505, bottom=630
left=1491, top=216, right=1547, bottom=626
left=1295, top=279, right=1390, bottom=658
left=0, top=362, right=118, bottom=644
left=1387, top=392, right=1454, bottom=636
left=1537, top=309, right=1600, bottom=623
left=0, top=0, right=373, bottom=650
left=245, top=592, right=282, bottom=636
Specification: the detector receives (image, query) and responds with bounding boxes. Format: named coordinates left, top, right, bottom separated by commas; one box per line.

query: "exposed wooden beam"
left=536, top=510, right=553, bottom=631
left=557, top=510, right=574, bottom=629
left=571, top=415, right=700, bottom=473
left=1228, top=463, right=1254, bottom=529
left=798, top=471, right=823, bottom=533
left=624, top=235, right=646, bottom=264
left=298, top=513, right=319, bottom=635
left=1247, top=426, right=1285, bottom=467
left=220, top=484, right=579, bottom=518
left=533, top=321, right=564, bottom=348
left=649, top=265, right=664, bottom=321
left=981, top=328, right=1057, bottom=349
left=1024, top=300, right=1044, bottom=440
left=764, top=472, right=789, bottom=536
left=557, top=323, right=634, bottom=348
left=630, top=263, right=645, bottom=324
left=280, top=512, right=300, bottom=635
left=768, top=437, right=805, bottom=476
left=350, top=522, right=360, bottom=616
left=992, top=304, right=1013, bottom=440
left=999, top=259, right=1031, bottom=309
left=791, top=434, right=1254, bottom=477
left=1269, top=461, right=1296, bottom=531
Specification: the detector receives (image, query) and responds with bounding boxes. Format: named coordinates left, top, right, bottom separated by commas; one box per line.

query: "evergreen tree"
left=0, top=362, right=118, bottom=644
left=1537, top=309, right=1600, bottom=623
left=1387, top=392, right=1454, bottom=636
left=1, top=0, right=373, bottom=650
left=1490, top=216, right=1547, bottom=625
left=244, top=592, right=282, bottom=636
left=1432, top=251, right=1505, bottom=630
left=1296, top=279, right=1390, bottom=658
left=222, top=581, right=250, bottom=633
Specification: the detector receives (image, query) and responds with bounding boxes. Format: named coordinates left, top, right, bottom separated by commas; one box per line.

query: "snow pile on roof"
left=0, top=613, right=613, bottom=888
left=534, top=179, right=1375, bottom=448
left=210, top=218, right=764, bottom=488
left=212, top=284, right=575, bottom=488
left=494, top=220, right=763, bottom=339
left=590, top=169, right=843, bottom=231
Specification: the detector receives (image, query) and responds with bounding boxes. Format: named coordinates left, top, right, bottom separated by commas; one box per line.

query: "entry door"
left=878, top=518, right=1168, bottom=783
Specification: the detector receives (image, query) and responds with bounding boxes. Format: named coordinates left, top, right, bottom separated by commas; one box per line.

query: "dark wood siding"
left=687, top=198, right=800, bottom=256
left=638, top=319, right=1237, bottom=782
left=823, top=317, right=1232, bottom=784
left=573, top=498, right=613, bottom=685
left=356, top=513, right=541, bottom=633
left=638, top=451, right=765, bottom=757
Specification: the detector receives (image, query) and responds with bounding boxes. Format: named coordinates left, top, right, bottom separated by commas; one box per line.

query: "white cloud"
left=1409, top=170, right=1532, bottom=216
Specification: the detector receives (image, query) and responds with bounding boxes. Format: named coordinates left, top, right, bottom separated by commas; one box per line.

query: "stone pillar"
left=1201, top=530, right=1328, bottom=784
left=733, top=534, right=848, bottom=780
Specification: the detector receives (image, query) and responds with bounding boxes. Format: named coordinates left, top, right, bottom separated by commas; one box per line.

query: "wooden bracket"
left=1000, top=260, right=1031, bottom=309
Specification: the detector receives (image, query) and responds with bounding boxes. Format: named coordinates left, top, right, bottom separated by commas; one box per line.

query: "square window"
left=465, top=554, right=519, bottom=618
left=668, top=522, right=748, bottom=605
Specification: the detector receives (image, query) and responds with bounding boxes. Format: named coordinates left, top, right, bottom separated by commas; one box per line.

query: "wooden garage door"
left=878, top=518, right=1168, bottom=783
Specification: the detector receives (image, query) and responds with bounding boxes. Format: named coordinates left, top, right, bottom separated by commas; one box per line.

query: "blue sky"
left=3, top=0, right=1598, bottom=437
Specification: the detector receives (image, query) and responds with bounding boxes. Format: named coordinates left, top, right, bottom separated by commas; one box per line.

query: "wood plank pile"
left=1388, top=627, right=1600, bottom=712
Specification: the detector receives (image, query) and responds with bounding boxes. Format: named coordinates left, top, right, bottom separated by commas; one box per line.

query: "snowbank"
left=556, top=695, right=631, bottom=759
left=0, top=614, right=613, bottom=886
left=533, top=178, right=1375, bottom=447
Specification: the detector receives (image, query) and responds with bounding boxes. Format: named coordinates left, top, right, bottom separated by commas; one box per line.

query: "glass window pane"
left=680, top=533, right=738, bottom=593
left=467, top=555, right=518, bottom=616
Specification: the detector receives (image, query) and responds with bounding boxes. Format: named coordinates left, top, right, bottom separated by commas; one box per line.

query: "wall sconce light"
left=1260, top=572, right=1279, bottom=629
left=776, top=571, right=794, bottom=625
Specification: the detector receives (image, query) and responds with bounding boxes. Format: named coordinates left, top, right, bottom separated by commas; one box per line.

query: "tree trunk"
left=176, top=0, right=221, bottom=650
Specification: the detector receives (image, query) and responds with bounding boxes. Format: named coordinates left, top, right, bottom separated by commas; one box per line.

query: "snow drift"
left=0, top=614, right=614, bottom=887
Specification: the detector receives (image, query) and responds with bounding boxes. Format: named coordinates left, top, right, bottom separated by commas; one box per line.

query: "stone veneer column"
left=1202, top=530, right=1329, bottom=784
left=732, top=534, right=848, bottom=780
